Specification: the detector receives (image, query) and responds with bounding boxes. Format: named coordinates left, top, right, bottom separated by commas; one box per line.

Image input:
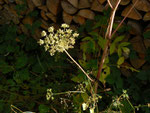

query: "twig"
left=111, top=0, right=139, bottom=37
left=63, top=49, right=94, bottom=82
left=107, top=0, right=114, bottom=9
left=11, top=105, right=23, bottom=113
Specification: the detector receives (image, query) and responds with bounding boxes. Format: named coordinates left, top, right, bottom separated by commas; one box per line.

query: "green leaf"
left=14, top=68, right=30, bottom=81
left=117, top=47, right=122, bottom=57
left=79, top=60, right=87, bottom=69
left=82, top=36, right=93, bottom=42
left=18, top=34, right=26, bottom=43
left=100, top=65, right=110, bottom=83
left=115, top=77, right=123, bottom=89
left=106, top=67, right=121, bottom=85
left=136, top=70, right=148, bottom=81
left=71, top=74, right=84, bottom=83
left=85, top=20, right=93, bottom=32
left=143, top=31, right=150, bottom=39
left=81, top=37, right=95, bottom=53
left=86, top=59, right=98, bottom=70
left=6, top=45, right=16, bottom=53
left=93, top=17, right=107, bottom=29
left=0, top=44, right=7, bottom=54
left=39, top=104, right=50, bottom=113
left=114, top=35, right=125, bottom=43
left=113, top=23, right=128, bottom=33
left=119, top=42, right=130, bottom=47
left=28, top=10, right=39, bottom=17
left=110, top=43, right=116, bottom=55
left=0, top=60, right=14, bottom=74
left=81, top=93, right=89, bottom=102
left=89, top=32, right=99, bottom=39
left=15, top=55, right=28, bottom=69
left=25, top=24, right=32, bottom=30
left=25, top=38, right=38, bottom=51
left=122, top=47, right=130, bottom=57
left=32, top=63, right=43, bottom=73
left=117, top=57, right=125, bottom=66
left=98, top=36, right=106, bottom=50
left=5, top=25, right=17, bottom=40
left=32, top=20, right=41, bottom=29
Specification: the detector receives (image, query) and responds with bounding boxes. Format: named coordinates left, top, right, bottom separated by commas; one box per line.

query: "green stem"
left=53, top=91, right=85, bottom=95
left=126, top=98, right=135, bottom=113
left=11, top=104, right=23, bottom=113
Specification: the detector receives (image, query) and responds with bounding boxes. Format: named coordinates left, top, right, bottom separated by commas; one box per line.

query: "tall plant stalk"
left=94, top=0, right=138, bottom=93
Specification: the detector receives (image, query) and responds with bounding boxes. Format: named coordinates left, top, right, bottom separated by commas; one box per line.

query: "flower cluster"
left=82, top=94, right=102, bottom=113
left=46, top=89, right=54, bottom=100
left=75, top=83, right=86, bottom=92
left=38, top=23, right=79, bottom=56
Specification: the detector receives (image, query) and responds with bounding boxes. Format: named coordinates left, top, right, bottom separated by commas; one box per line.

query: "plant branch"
left=11, top=105, right=23, bottom=113
left=95, top=0, right=121, bottom=93
left=64, top=49, right=94, bottom=82
left=111, top=0, right=139, bottom=37
left=95, top=0, right=139, bottom=93
left=107, top=0, right=114, bottom=9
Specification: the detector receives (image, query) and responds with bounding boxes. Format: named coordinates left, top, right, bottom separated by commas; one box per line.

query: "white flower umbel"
left=38, top=23, right=78, bottom=55
left=38, top=23, right=94, bottom=82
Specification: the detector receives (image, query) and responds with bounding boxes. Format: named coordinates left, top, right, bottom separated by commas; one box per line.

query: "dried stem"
left=95, top=0, right=139, bottom=93
left=11, top=105, right=23, bottom=113
left=95, top=0, right=121, bottom=93
left=111, top=0, right=139, bottom=37
left=107, top=0, right=114, bottom=9
left=64, top=49, right=94, bottom=82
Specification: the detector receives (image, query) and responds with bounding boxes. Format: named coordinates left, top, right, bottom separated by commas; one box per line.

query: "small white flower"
left=90, top=108, right=95, bottom=113
left=44, top=44, right=49, bottom=51
left=41, top=31, right=47, bottom=37
left=70, top=37, right=75, bottom=45
left=48, top=26, right=54, bottom=32
left=38, top=39, right=44, bottom=45
left=47, top=89, right=52, bottom=92
left=66, top=29, right=72, bottom=34
left=58, top=29, right=64, bottom=34
left=46, top=93, right=51, bottom=100
left=61, top=23, right=69, bottom=28
left=73, top=33, right=79, bottom=37
left=82, top=103, right=88, bottom=111
left=48, top=33, right=53, bottom=38
left=44, top=37, right=50, bottom=44
left=50, top=39, right=55, bottom=45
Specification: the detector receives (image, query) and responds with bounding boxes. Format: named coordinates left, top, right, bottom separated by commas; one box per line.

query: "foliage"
left=0, top=23, right=74, bottom=113
left=0, top=3, right=149, bottom=113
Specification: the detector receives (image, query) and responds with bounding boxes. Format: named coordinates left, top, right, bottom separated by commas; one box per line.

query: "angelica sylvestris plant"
left=38, top=23, right=98, bottom=112
left=38, top=23, right=93, bottom=81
